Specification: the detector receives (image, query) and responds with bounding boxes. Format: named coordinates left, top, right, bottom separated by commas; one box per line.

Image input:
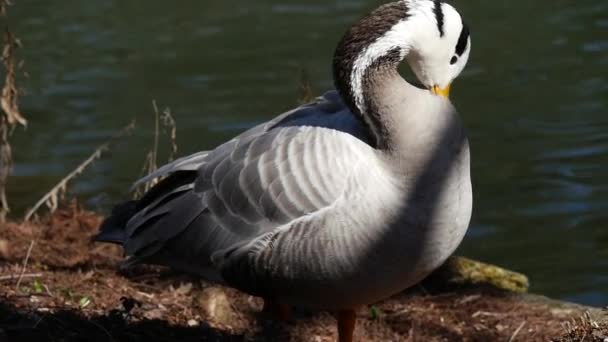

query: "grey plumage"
left=97, top=0, right=473, bottom=312
left=98, top=91, right=376, bottom=280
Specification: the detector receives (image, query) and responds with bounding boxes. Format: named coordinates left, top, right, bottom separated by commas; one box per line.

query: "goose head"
left=333, top=0, right=471, bottom=112
left=405, top=1, right=471, bottom=97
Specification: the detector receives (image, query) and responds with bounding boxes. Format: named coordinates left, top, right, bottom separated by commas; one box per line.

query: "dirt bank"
left=1, top=204, right=606, bottom=341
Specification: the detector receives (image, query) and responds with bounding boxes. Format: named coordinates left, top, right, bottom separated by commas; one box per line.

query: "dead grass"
left=134, top=100, right=178, bottom=197
left=0, top=4, right=28, bottom=221
left=1, top=204, right=604, bottom=342
left=552, top=311, right=608, bottom=342
left=297, top=67, right=314, bottom=104
left=23, top=121, right=135, bottom=221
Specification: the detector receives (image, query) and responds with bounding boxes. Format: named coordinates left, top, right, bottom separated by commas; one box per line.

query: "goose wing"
left=133, top=91, right=367, bottom=187
left=102, top=91, right=380, bottom=281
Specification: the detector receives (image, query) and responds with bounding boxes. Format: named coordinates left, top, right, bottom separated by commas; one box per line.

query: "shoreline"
left=1, top=203, right=606, bottom=341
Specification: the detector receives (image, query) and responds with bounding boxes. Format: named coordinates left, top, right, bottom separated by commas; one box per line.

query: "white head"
left=333, top=0, right=472, bottom=111
left=405, top=0, right=471, bottom=95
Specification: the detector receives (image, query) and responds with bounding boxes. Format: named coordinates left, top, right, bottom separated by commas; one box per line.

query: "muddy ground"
left=1, top=203, right=606, bottom=341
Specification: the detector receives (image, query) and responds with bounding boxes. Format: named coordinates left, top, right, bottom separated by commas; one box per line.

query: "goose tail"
left=95, top=200, right=137, bottom=245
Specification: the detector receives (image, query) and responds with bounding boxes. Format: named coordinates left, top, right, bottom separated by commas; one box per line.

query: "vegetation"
left=0, top=0, right=27, bottom=222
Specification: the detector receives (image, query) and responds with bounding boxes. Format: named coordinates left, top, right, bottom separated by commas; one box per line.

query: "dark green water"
left=5, top=1, right=608, bottom=306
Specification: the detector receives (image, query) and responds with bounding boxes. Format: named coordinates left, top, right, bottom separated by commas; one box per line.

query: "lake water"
left=5, top=0, right=608, bottom=306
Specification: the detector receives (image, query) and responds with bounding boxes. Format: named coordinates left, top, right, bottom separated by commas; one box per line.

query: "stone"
left=424, top=256, right=530, bottom=293
left=196, top=287, right=241, bottom=328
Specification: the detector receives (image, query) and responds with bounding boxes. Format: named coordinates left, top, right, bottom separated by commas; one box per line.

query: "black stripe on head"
left=433, top=0, right=445, bottom=37
left=333, top=2, right=409, bottom=112
left=455, top=21, right=470, bottom=56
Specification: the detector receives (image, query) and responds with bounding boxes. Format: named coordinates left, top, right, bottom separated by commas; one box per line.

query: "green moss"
left=430, top=256, right=530, bottom=293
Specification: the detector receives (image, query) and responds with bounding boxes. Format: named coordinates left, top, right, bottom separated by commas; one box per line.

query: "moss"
left=425, top=256, right=530, bottom=293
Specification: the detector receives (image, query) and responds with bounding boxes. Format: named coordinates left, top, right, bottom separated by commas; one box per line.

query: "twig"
left=0, top=271, right=41, bottom=281
left=134, top=100, right=178, bottom=196
left=131, top=281, right=162, bottom=291
left=508, top=321, right=526, bottom=342
left=1, top=29, right=26, bottom=127
left=0, top=1, right=13, bottom=17
left=151, top=100, right=160, bottom=175
left=24, top=120, right=136, bottom=221
left=32, top=314, right=44, bottom=329
left=472, top=311, right=504, bottom=318
left=298, top=67, right=314, bottom=104
left=160, top=107, right=177, bottom=162
left=15, top=239, right=34, bottom=289
left=43, top=283, right=54, bottom=297
left=134, top=101, right=161, bottom=197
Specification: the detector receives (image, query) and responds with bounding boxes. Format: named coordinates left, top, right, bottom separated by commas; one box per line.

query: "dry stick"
left=136, top=101, right=160, bottom=196
left=134, top=101, right=176, bottom=197
left=0, top=1, right=14, bottom=17
left=152, top=100, right=160, bottom=174
left=298, top=67, right=314, bottom=104
left=160, top=107, right=177, bottom=162
left=24, top=120, right=136, bottom=221
left=508, top=321, right=527, bottom=342
left=15, top=239, right=34, bottom=289
left=0, top=271, right=41, bottom=281
left=0, top=116, right=12, bottom=221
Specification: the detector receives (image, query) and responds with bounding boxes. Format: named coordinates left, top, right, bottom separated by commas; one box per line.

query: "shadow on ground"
left=1, top=204, right=605, bottom=341
left=0, top=300, right=243, bottom=342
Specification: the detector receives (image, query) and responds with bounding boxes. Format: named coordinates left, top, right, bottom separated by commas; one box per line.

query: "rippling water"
left=6, top=0, right=608, bottom=305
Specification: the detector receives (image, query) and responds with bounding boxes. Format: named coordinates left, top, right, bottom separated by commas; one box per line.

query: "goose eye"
left=450, top=56, right=458, bottom=65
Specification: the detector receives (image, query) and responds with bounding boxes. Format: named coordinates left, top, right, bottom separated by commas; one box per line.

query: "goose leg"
left=262, top=299, right=292, bottom=321
left=336, top=309, right=357, bottom=342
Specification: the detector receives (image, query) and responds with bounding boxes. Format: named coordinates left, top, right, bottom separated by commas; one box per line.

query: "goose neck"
left=333, top=43, right=414, bottom=150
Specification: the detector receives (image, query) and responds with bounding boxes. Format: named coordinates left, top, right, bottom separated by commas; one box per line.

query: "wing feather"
left=101, top=90, right=379, bottom=282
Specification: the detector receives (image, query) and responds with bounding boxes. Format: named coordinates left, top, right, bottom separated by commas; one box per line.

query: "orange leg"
left=336, top=309, right=357, bottom=342
left=262, top=299, right=293, bottom=322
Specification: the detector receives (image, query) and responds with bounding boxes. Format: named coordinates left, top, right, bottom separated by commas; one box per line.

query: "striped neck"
left=332, top=2, right=411, bottom=149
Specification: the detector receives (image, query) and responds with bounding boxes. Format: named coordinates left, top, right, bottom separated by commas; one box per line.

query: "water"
left=5, top=0, right=607, bottom=306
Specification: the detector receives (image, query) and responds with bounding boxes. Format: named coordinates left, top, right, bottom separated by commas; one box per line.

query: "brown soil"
left=0, top=202, right=606, bottom=341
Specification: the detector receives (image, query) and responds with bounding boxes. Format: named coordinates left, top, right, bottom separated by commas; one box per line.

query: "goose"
left=96, top=0, right=472, bottom=341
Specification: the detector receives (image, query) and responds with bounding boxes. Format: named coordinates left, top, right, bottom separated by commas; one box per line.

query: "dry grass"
left=18, top=120, right=135, bottom=291
left=0, top=3, right=28, bottom=222
left=133, top=100, right=178, bottom=197
left=0, top=1, right=13, bottom=17
left=23, top=121, right=135, bottom=222
left=552, top=311, right=608, bottom=342
left=297, top=67, right=314, bottom=104
left=1, top=205, right=601, bottom=341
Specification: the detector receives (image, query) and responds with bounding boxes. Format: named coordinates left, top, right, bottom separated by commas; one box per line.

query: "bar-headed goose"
left=97, top=0, right=473, bottom=341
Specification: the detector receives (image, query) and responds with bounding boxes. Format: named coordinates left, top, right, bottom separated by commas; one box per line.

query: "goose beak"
left=431, top=84, right=451, bottom=98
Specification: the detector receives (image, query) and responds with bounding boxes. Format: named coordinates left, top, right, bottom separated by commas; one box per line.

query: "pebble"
left=197, top=287, right=241, bottom=328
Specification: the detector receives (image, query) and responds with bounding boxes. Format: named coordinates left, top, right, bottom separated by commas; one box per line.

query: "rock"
left=196, top=287, right=241, bottom=328
left=143, top=308, right=164, bottom=320
left=424, top=256, right=530, bottom=293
